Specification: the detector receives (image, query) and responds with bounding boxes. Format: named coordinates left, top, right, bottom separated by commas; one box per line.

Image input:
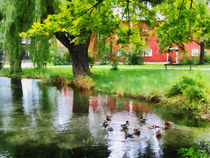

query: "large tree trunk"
left=9, top=51, right=22, bottom=74
left=199, top=41, right=205, bottom=65
left=55, top=32, right=91, bottom=77
left=68, top=42, right=90, bottom=77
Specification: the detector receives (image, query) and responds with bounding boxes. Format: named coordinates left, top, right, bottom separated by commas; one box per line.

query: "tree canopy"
left=20, top=0, right=160, bottom=76
left=155, top=0, right=209, bottom=64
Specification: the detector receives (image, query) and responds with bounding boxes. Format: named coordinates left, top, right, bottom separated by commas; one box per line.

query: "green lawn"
left=91, top=68, right=210, bottom=96
left=46, top=63, right=210, bottom=68
left=1, top=67, right=210, bottom=97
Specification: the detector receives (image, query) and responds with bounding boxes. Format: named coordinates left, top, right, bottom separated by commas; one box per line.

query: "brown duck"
left=133, top=128, right=140, bottom=135
left=156, top=130, right=161, bottom=137
left=106, top=115, right=112, bottom=121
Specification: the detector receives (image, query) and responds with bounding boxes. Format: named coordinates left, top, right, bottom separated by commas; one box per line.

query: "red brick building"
left=88, top=23, right=205, bottom=64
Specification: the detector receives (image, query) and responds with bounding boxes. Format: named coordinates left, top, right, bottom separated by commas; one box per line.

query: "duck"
left=133, top=128, right=140, bottom=135
left=165, top=121, right=172, bottom=126
left=156, top=130, right=161, bottom=137
left=107, top=126, right=113, bottom=131
left=106, top=115, right=112, bottom=121
left=125, top=132, right=134, bottom=139
left=149, top=125, right=160, bottom=129
left=140, top=118, right=147, bottom=124
left=103, top=120, right=109, bottom=128
left=121, top=121, right=129, bottom=130
left=139, top=115, right=143, bottom=119
left=164, top=126, right=170, bottom=130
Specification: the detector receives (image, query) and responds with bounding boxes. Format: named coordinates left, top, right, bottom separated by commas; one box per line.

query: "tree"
left=21, top=0, right=163, bottom=77
left=155, top=0, right=209, bottom=64
left=1, top=0, right=36, bottom=73
left=0, top=0, right=60, bottom=73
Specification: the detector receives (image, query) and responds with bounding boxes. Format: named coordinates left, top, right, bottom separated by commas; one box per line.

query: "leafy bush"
left=178, top=147, right=209, bottom=158
left=167, top=73, right=209, bottom=105
left=204, top=52, right=210, bottom=64
left=50, top=45, right=72, bottom=65
left=99, top=59, right=109, bottom=65
left=180, top=54, right=198, bottom=64
left=111, top=54, right=119, bottom=70
left=88, top=51, right=96, bottom=67
left=183, top=86, right=206, bottom=102
left=74, top=75, right=95, bottom=90
left=118, top=48, right=144, bottom=65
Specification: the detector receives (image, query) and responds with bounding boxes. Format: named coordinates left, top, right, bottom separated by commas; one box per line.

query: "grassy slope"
left=92, top=69, right=210, bottom=96
left=1, top=67, right=210, bottom=97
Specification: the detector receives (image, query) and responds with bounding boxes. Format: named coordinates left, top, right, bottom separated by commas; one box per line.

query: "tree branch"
left=175, top=0, right=185, bottom=25
left=190, top=0, right=193, bottom=9
left=192, top=40, right=200, bottom=45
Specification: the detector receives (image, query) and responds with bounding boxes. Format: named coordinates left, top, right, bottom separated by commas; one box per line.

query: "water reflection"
left=0, top=77, right=209, bottom=158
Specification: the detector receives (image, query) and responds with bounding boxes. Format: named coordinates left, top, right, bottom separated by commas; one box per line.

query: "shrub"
left=88, top=56, right=95, bottom=68
left=74, top=75, right=95, bottom=90
left=204, top=52, right=210, bottom=64
left=167, top=84, right=182, bottom=97
left=111, top=54, right=119, bottom=70
left=178, top=147, right=209, bottom=158
left=50, top=45, right=72, bottom=65
left=167, top=73, right=209, bottom=106
left=180, top=54, right=199, bottom=64
left=118, top=48, right=143, bottom=65
left=51, top=75, right=71, bottom=86
left=183, top=86, right=207, bottom=102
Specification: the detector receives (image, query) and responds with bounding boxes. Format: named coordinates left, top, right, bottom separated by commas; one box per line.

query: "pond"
left=0, top=77, right=209, bottom=158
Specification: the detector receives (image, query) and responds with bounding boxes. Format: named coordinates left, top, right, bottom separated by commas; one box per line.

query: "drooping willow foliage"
left=28, top=0, right=60, bottom=68
left=1, top=0, right=36, bottom=73
left=1, top=0, right=60, bottom=73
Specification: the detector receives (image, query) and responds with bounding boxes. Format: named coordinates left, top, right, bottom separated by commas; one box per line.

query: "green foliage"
left=167, top=72, right=209, bottom=109
left=204, top=52, right=210, bottom=64
left=111, top=54, right=119, bottom=70
left=50, top=45, right=71, bottom=65
left=155, top=0, right=209, bottom=52
left=179, top=54, right=199, bottom=64
left=88, top=56, right=95, bottom=68
left=1, top=0, right=36, bottom=73
left=183, top=86, right=206, bottom=102
left=178, top=147, right=209, bottom=158
left=29, top=37, right=51, bottom=68
left=1, top=0, right=60, bottom=73
left=119, top=48, right=143, bottom=65
left=116, top=23, right=145, bottom=65
left=20, top=0, right=121, bottom=44
left=93, top=38, right=111, bottom=63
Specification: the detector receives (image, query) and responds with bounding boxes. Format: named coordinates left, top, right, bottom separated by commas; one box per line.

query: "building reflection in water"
left=53, top=86, right=73, bottom=132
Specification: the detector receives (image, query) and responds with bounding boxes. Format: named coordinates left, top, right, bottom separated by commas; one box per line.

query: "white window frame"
left=144, top=49, right=152, bottom=57
left=192, top=49, right=199, bottom=56
left=117, top=50, right=122, bottom=56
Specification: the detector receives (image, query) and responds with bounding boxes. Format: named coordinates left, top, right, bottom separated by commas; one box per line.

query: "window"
left=144, top=49, right=152, bottom=56
left=117, top=50, right=122, bottom=56
left=192, top=49, right=199, bottom=56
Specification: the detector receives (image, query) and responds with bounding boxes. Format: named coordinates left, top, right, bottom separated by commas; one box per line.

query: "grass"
left=1, top=67, right=210, bottom=97
left=91, top=69, right=210, bottom=97
left=45, top=64, right=210, bottom=68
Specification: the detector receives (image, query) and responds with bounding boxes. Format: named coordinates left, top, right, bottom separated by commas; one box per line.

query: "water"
left=0, top=77, right=209, bottom=158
